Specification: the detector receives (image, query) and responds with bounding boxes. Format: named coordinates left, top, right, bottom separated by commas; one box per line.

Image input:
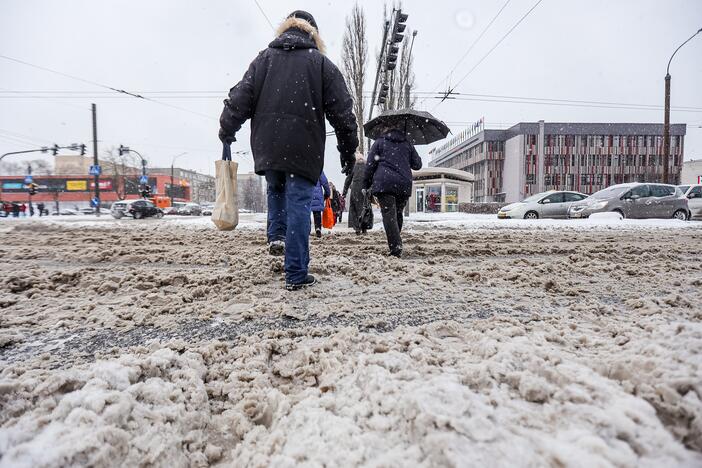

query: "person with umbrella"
left=362, top=109, right=449, bottom=257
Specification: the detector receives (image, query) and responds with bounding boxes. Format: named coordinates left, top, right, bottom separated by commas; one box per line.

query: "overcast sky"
left=1, top=0, right=701, bottom=189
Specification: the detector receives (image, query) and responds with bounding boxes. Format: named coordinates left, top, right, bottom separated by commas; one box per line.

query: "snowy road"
left=0, top=215, right=701, bottom=466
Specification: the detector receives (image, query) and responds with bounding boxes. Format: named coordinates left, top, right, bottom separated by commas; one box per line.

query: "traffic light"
left=51, top=144, right=60, bottom=156
left=118, top=145, right=129, bottom=156
left=28, top=183, right=38, bottom=196
left=80, top=144, right=86, bottom=155
left=378, top=83, right=389, bottom=105
left=392, top=10, right=408, bottom=43
left=140, top=184, right=152, bottom=198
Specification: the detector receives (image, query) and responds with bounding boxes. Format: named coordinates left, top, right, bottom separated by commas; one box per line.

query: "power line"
left=434, top=0, right=545, bottom=109
left=252, top=0, right=276, bottom=32
left=425, top=95, right=702, bottom=113
left=420, top=0, right=513, bottom=106
left=0, top=54, right=216, bottom=121
left=0, top=128, right=52, bottom=145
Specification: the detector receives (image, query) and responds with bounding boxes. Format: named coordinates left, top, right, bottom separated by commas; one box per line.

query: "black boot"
left=286, top=275, right=317, bottom=291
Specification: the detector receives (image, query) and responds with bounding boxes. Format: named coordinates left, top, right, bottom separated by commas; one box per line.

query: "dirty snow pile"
left=0, top=218, right=701, bottom=466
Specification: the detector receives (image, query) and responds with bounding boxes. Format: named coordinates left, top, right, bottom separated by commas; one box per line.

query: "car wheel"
left=672, top=209, right=688, bottom=221
left=134, top=211, right=143, bottom=219
left=523, top=211, right=539, bottom=220
left=612, top=209, right=625, bottom=219
left=112, top=213, right=122, bottom=219
left=156, top=212, right=163, bottom=219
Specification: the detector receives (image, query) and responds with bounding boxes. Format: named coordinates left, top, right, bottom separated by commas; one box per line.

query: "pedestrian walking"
left=219, top=10, right=358, bottom=291
left=343, top=153, right=370, bottom=235
left=11, top=203, right=19, bottom=218
left=337, top=192, right=345, bottom=223
left=329, top=182, right=342, bottom=224
left=363, top=127, right=423, bottom=257
left=37, top=203, right=45, bottom=217
left=19, top=203, right=27, bottom=218
left=311, top=171, right=330, bottom=238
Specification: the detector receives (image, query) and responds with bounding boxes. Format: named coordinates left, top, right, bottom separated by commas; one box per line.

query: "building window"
left=425, top=186, right=441, bottom=212
left=445, top=186, right=459, bottom=212
left=526, top=174, right=535, bottom=184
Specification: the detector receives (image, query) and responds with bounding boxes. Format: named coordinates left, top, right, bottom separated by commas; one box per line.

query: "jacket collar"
left=384, top=129, right=407, bottom=143
left=270, top=17, right=326, bottom=54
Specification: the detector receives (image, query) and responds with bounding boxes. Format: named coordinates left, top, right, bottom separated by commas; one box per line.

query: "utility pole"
left=92, top=103, right=100, bottom=216
left=663, top=28, right=701, bottom=185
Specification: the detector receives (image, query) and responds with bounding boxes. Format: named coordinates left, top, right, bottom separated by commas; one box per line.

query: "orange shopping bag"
left=322, top=198, right=335, bottom=229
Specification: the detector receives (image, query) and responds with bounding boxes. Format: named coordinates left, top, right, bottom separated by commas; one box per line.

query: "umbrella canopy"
left=363, top=108, right=450, bottom=145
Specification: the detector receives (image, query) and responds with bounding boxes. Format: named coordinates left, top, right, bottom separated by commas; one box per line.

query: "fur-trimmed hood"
left=271, top=16, right=326, bottom=55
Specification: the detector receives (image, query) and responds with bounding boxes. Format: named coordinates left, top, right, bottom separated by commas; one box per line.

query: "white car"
left=678, top=184, right=702, bottom=220
left=498, top=191, right=589, bottom=219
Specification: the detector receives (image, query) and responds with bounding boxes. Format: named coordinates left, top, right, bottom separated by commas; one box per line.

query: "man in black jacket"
left=220, top=10, right=358, bottom=291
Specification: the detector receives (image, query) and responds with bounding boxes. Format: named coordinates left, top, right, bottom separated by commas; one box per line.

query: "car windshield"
left=678, top=185, right=690, bottom=193
left=590, top=186, right=629, bottom=199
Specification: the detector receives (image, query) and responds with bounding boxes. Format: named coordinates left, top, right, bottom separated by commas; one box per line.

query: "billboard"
left=66, top=180, right=88, bottom=191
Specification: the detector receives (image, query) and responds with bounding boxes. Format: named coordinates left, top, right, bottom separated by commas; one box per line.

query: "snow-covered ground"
left=3, top=211, right=700, bottom=232
left=0, top=215, right=701, bottom=466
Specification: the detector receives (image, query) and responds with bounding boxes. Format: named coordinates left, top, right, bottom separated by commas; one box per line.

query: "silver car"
left=679, top=184, right=702, bottom=220
left=568, top=183, right=690, bottom=220
left=498, top=190, right=589, bottom=219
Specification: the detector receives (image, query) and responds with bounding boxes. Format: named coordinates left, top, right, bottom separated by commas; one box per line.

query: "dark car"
left=128, top=200, right=164, bottom=219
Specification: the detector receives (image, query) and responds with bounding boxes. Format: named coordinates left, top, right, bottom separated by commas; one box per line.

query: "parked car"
left=111, top=200, right=163, bottom=219
left=51, top=209, right=78, bottom=216
left=568, top=183, right=690, bottom=220
left=178, top=203, right=202, bottom=216
left=164, top=202, right=186, bottom=215
left=80, top=207, right=111, bottom=215
left=129, top=199, right=164, bottom=219
left=497, top=190, right=589, bottom=219
left=679, top=184, right=702, bottom=220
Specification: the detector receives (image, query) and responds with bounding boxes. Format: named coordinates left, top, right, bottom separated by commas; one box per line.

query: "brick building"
left=430, top=121, right=687, bottom=203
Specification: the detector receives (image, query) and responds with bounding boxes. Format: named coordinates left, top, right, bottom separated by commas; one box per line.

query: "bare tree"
left=341, top=2, right=368, bottom=154
left=0, top=159, right=52, bottom=176
left=102, top=146, right=141, bottom=199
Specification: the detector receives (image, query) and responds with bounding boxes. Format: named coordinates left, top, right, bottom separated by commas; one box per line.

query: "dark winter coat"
left=363, top=130, right=422, bottom=198
left=343, top=160, right=370, bottom=231
left=219, top=18, right=358, bottom=184
left=311, top=171, right=330, bottom=212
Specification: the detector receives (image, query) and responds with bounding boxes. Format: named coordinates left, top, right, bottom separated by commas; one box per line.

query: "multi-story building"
left=430, top=121, right=687, bottom=203
left=147, top=167, right=215, bottom=204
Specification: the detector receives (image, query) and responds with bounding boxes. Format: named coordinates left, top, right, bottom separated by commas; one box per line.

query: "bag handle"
left=222, top=142, right=232, bottom=161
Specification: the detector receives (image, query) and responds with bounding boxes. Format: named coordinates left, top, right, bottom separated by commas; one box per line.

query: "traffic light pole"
left=92, top=103, right=101, bottom=216
left=366, top=20, right=391, bottom=151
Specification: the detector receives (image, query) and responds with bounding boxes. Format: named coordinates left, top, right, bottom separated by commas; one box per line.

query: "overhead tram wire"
left=0, top=54, right=216, bottom=121
left=434, top=0, right=545, bottom=110
left=419, top=0, right=513, bottom=106
left=252, top=0, right=276, bottom=32
left=3, top=89, right=702, bottom=112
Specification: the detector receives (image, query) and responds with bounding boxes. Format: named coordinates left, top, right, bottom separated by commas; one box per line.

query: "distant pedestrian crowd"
left=1, top=202, right=48, bottom=218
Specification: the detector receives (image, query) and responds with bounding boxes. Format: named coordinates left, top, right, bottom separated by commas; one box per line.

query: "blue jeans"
left=265, top=170, right=315, bottom=284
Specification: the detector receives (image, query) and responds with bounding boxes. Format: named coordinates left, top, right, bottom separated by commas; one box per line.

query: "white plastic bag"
left=211, top=143, right=239, bottom=231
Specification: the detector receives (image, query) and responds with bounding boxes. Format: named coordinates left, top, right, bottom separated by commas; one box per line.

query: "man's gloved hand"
left=219, top=128, right=236, bottom=145
left=340, top=154, right=354, bottom=175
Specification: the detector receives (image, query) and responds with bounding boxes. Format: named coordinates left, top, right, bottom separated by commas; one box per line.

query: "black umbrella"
left=363, top=108, right=450, bottom=145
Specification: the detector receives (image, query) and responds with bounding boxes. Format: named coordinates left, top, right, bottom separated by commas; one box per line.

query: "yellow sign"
left=66, top=180, right=87, bottom=191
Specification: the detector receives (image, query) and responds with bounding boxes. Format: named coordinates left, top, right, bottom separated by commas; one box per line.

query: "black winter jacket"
left=219, top=27, right=358, bottom=183
left=363, top=130, right=422, bottom=198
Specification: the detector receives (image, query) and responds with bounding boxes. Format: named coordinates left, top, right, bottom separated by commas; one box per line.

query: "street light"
left=170, top=152, right=187, bottom=206
left=663, top=27, right=702, bottom=184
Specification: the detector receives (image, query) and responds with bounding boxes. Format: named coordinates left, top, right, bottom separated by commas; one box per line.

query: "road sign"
left=24, top=175, right=33, bottom=184
left=139, top=175, right=149, bottom=184
left=89, top=165, right=102, bottom=176
left=90, top=197, right=100, bottom=208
